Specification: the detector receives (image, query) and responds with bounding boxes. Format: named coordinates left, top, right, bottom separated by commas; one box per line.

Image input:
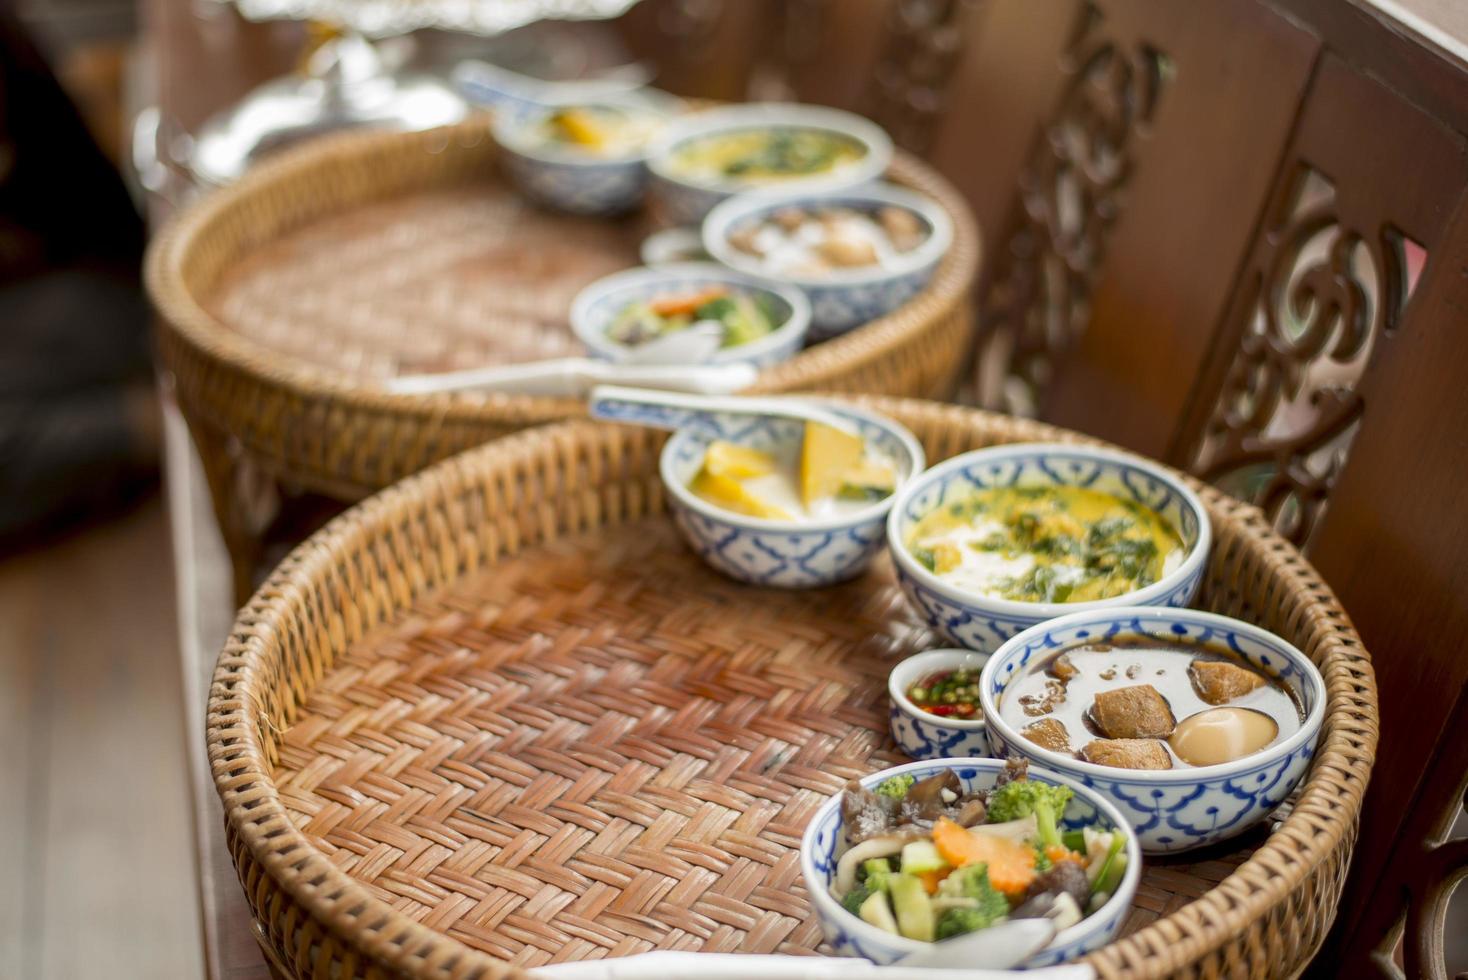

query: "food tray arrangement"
left=208, top=398, right=1377, bottom=979
left=146, top=119, right=979, bottom=503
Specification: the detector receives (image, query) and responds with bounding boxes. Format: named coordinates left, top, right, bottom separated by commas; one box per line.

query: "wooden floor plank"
left=0, top=499, right=204, bottom=978
left=0, top=535, right=42, bottom=978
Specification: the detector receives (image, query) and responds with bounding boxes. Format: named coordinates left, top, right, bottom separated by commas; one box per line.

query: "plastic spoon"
left=384, top=323, right=737, bottom=397
left=587, top=385, right=861, bottom=435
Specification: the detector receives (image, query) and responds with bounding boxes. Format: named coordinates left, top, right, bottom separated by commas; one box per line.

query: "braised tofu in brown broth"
left=1001, top=637, right=1304, bottom=770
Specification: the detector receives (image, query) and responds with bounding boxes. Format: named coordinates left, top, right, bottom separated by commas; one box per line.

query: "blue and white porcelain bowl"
left=702, top=183, right=952, bottom=338
left=800, top=757, right=1141, bottom=967
left=646, top=103, right=894, bottom=225
left=660, top=404, right=923, bottom=588
left=980, top=607, right=1327, bottom=854
left=886, top=443, right=1212, bottom=654
left=491, top=100, right=665, bottom=215
left=571, top=262, right=811, bottom=368
left=888, top=648, right=991, bottom=760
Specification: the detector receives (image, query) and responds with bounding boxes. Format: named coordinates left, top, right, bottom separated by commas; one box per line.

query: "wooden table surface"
left=162, top=387, right=274, bottom=980
left=143, top=2, right=1468, bottom=977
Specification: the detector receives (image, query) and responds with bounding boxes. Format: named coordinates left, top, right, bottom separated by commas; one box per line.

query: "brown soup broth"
left=999, top=636, right=1304, bottom=768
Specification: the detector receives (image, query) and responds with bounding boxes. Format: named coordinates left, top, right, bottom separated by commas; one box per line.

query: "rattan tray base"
left=207, top=186, right=644, bottom=379
left=272, top=518, right=1258, bottom=969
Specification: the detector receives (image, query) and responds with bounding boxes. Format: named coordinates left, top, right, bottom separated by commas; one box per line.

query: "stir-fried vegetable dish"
left=832, top=760, right=1127, bottom=943
left=605, top=286, right=782, bottom=350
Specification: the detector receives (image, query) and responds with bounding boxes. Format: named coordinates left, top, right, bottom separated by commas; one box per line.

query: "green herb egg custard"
left=906, top=485, right=1184, bottom=603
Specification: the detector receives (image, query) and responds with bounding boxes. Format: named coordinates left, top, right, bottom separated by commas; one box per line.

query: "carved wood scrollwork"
left=977, top=4, right=1169, bottom=417
left=868, top=0, right=977, bottom=153
left=1189, top=165, right=1425, bottom=549
left=747, top=0, right=830, bottom=101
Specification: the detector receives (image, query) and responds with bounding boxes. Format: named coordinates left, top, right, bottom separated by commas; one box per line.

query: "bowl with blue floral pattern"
left=701, top=183, right=953, bottom=339
left=886, top=443, right=1211, bottom=654
left=646, top=103, right=894, bottom=224
left=492, top=99, right=667, bottom=215
left=980, top=606, right=1327, bottom=854
left=659, top=404, right=923, bottom=588
left=888, top=648, right=991, bottom=760
left=572, top=263, right=811, bottom=368
left=799, top=757, right=1141, bottom=967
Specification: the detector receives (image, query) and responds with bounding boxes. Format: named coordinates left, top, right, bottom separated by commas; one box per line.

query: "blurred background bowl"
left=492, top=98, right=665, bottom=214
left=703, top=183, right=951, bottom=338
left=646, top=102, right=893, bottom=224
left=571, top=262, right=811, bottom=367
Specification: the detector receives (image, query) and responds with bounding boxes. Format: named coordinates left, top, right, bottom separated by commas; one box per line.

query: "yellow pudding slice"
left=704, top=440, right=777, bottom=480
left=689, top=469, right=792, bottom=520
left=801, top=422, right=866, bottom=508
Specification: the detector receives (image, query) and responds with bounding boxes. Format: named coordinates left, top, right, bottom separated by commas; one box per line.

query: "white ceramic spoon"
left=891, top=916, right=1057, bottom=969
left=385, top=323, right=746, bottom=397
left=532, top=948, right=1093, bottom=980
left=587, top=385, right=861, bottom=435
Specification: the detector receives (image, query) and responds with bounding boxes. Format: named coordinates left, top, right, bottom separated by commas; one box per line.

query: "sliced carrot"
left=917, top=868, right=950, bottom=895
left=1046, top=844, right=1085, bottom=866
left=931, top=817, right=1037, bottom=898
left=648, top=287, right=729, bottom=317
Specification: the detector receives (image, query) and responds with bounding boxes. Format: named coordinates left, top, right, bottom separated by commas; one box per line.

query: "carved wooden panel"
left=1185, top=167, right=1427, bottom=548
left=976, top=2, right=1169, bottom=416
left=866, top=0, right=981, bottom=153
left=1213, top=53, right=1468, bottom=978
left=617, top=0, right=763, bottom=101
left=1357, top=694, right=1468, bottom=980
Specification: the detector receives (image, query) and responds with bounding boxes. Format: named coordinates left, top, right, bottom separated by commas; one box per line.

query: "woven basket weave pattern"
left=209, top=399, right=1377, bottom=980
left=149, top=122, right=979, bottom=500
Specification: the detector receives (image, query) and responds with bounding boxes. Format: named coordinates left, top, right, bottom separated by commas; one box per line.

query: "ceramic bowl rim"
left=570, top=261, right=812, bottom=365
left=978, top=605, right=1329, bottom=781
left=645, top=102, right=894, bottom=196
left=885, top=442, right=1214, bottom=620
left=701, top=182, right=954, bottom=286
left=888, top=648, right=990, bottom=731
left=490, top=98, right=666, bottom=166
left=659, top=402, right=925, bottom=533
left=798, top=756, right=1143, bottom=959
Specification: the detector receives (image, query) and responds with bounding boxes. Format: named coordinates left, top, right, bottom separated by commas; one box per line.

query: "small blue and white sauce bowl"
left=799, top=757, right=1141, bottom=967
left=570, top=262, right=811, bottom=368
left=888, top=649, right=991, bottom=760
left=886, top=443, right=1212, bottom=654
left=980, top=606, right=1327, bottom=854
left=491, top=100, right=665, bottom=215
left=660, top=404, right=923, bottom=588
left=702, top=183, right=952, bottom=338
left=646, top=103, right=894, bottom=225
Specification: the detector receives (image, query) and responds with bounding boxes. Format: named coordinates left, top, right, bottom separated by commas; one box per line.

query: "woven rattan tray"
left=147, top=119, right=979, bottom=597
left=209, top=398, right=1377, bottom=979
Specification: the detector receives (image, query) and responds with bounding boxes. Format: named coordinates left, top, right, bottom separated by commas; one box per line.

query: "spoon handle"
left=384, top=362, right=757, bottom=398
left=587, top=385, right=859, bottom=433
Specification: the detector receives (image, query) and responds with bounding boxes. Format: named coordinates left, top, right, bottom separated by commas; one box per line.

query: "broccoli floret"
left=936, top=906, right=988, bottom=940
left=841, top=882, right=874, bottom=916
left=1032, top=840, right=1053, bottom=872
left=933, top=866, right=1010, bottom=939
left=875, top=774, right=916, bottom=800
left=986, top=779, right=1074, bottom=849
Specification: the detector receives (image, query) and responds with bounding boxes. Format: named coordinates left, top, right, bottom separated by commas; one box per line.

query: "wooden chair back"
left=628, top=1, right=1468, bottom=973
